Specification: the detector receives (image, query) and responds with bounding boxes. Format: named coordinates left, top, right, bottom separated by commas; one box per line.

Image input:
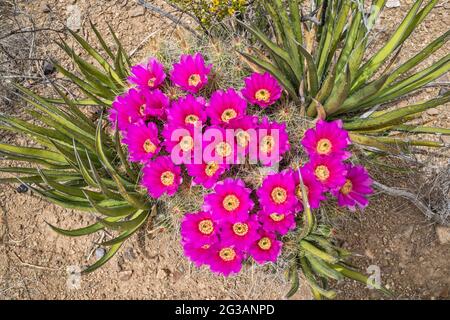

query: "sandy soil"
left=0, top=0, right=449, bottom=300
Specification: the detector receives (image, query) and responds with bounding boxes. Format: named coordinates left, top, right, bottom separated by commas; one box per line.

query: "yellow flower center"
left=205, top=161, right=219, bottom=177
left=188, top=73, right=201, bottom=86
left=255, top=89, right=271, bottom=102
left=185, top=114, right=199, bottom=125
left=139, top=104, right=146, bottom=116
left=269, top=213, right=285, bottom=222
left=316, top=138, right=332, bottom=155
left=236, top=130, right=251, bottom=148
left=295, top=185, right=309, bottom=201
left=223, top=194, right=240, bottom=211
left=232, top=223, right=249, bottom=236
left=198, top=219, right=214, bottom=235
left=271, top=187, right=287, bottom=204
left=258, top=237, right=272, bottom=250
left=221, top=108, right=237, bottom=123
left=179, top=135, right=194, bottom=152
left=219, top=247, right=236, bottom=262
left=201, top=244, right=210, bottom=250
left=215, top=142, right=232, bottom=157
left=160, top=171, right=175, bottom=186
left=143, top=139, right=156, bottom=153
left=314, top=165, right=330, bottom=182
left=260, top=135, right=275, bottom=153
left=341, top=179, right=353, bottom=195
left=148, top=77, right=156, bottom=87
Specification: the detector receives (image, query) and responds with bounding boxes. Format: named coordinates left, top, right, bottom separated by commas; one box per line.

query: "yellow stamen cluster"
left=221, top=108, right=237, bottom=123
left=258, top=237, right=272, bottom=250
left=314, top=165, right=330, bottom=182
left=316, top=138, right=332, bottom=155
left=271, top=187, right=287, bottom=204
left=215, top=142, right=232, bottom=157
left=185, top=114, right=199, bottom=125
left=223, top=194, right=240, bottom=211
left=260, top=135, right=275, bottom=153
left=255, top=89, right=271, bottom=102
left=236, top=130, right=251, bottom=148
left=219, top=247, right=236, bottom=261
left=160, top=171, right=175, bottom=186
left=232, top=223, right=249, bottom=236
left=179, top=136, right=194, bottom=152
left=205, top=161, right=219, bottom=177
left=188, top=74, right=201, bottom=86
left=198, top=219, right=214, bottom=235
left=341, top=179, right=353, bottom=195
left=269, top=213, right=285, bottom=222
left=143, top=139, right=156, bottom=153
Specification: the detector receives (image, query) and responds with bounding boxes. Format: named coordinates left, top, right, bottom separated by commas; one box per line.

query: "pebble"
left=129, top=6, right=146, bottom=18
left=436, top=226, right=450, bottom=245
left=119, top=270, right=133, bottom=281
left=156, top=268, right=170, bottom=279
left=426, top=108, right=439, bottom=116
left=386, top=0, right=401, bottom=8
left=66, top=5, right=81, bottom=31
left=43, top=60, right=55, bottom=75
left=42, top=4, right=51, bottom=13
left=95, top=248, right=106, bottom=260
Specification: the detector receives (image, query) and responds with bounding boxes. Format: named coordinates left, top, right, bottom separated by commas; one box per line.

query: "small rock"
left=436, top=226, right=450, bottom=245
left=124, top=247, right=137, bottom=260
left=439, top=86, right=449, bottom=96
left=156, top=268, right=169, bottom=279
left=129, top=6, right=146, bottom=18
left=95, top=248, right=106, bottom=260
left=426, top=108, right=439, bottom=116
left=66, top=5, right=81, bottom=31
left=42, top=4, right=51, bottom=13
left=119, top=270, right=133, bottom=281
left=365, top=249, right=375, bottom=260
left=43, top=60, right=55, bottom=75
left=16, top=184, right=28, bottom=194
left=441, top=135, right=450, bottom=145
left=386, top=0, right=401, bottom=8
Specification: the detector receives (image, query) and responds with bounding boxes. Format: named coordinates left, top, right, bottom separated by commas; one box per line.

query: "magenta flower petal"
left=258, top=117, right=290, bottom=166
left=241, top=72, right=282, bottom=108
left=219, top=214, right=260, bottom=250
left=167, top=94, right=206, bottom=128
left=141, top=156, right=182, bottom=198
left=292, top=166, right=326, bottom=212
left=257, top=210, right=296, bottom=236
left=142, top=89, right=170, bottom=120
left=206, top=243, right=244, bottom=276
left=248, top=230, right=282, bottom=264
left=331, top=164, right=373, bottom=211
left=226, top=115, right=259, bottom=161
left=302, top=120, right=351, bottom=159
left=185, top=161, right=227, bottom=189
left=109, top=95, right=134, bottom=131
left=203, top=178, right=254, bottom=223
left=182, top=240, right=215, bottom=268
left=256, top=170, right=297, bottom=214
left=202, top=125, right=236, bottom=166
left=304, top=156, right=347, bottom=191
left=128, top=57, right=166, bottom=90
left=180, top=211, right=218, bottom=245
left=122, top=122, right=160, bottom=163
left=170, top=53, right=212, bottom=94
left=207, top=88, right=247, bottom=125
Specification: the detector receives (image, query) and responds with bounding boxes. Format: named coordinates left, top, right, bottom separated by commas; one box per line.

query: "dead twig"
left=373, top=180, right=438, bottom=222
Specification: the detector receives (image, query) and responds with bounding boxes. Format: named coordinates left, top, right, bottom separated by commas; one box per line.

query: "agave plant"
left=0, top=22, right=156, bottom=273
left=238, top=0, right=450, bottom=153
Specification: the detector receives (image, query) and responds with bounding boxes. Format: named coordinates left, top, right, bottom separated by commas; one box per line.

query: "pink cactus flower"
left=141, top=156, right=182, bottom=198
left=122, top=121, right=160, bottom=163
left=170, top=53, right=212, bottom=94
left=248, top=231, right=282, bottom=264
left=128, top=57, right=166, bottom=90
left=256, top=170, right=297, bottom=214
left=241, top=72, right=282, bottom=108
left=207, top=88, right=247, bottom=125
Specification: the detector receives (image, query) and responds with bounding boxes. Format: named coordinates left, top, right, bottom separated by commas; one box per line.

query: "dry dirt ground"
left=0, top=0, right=449, bottom=300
